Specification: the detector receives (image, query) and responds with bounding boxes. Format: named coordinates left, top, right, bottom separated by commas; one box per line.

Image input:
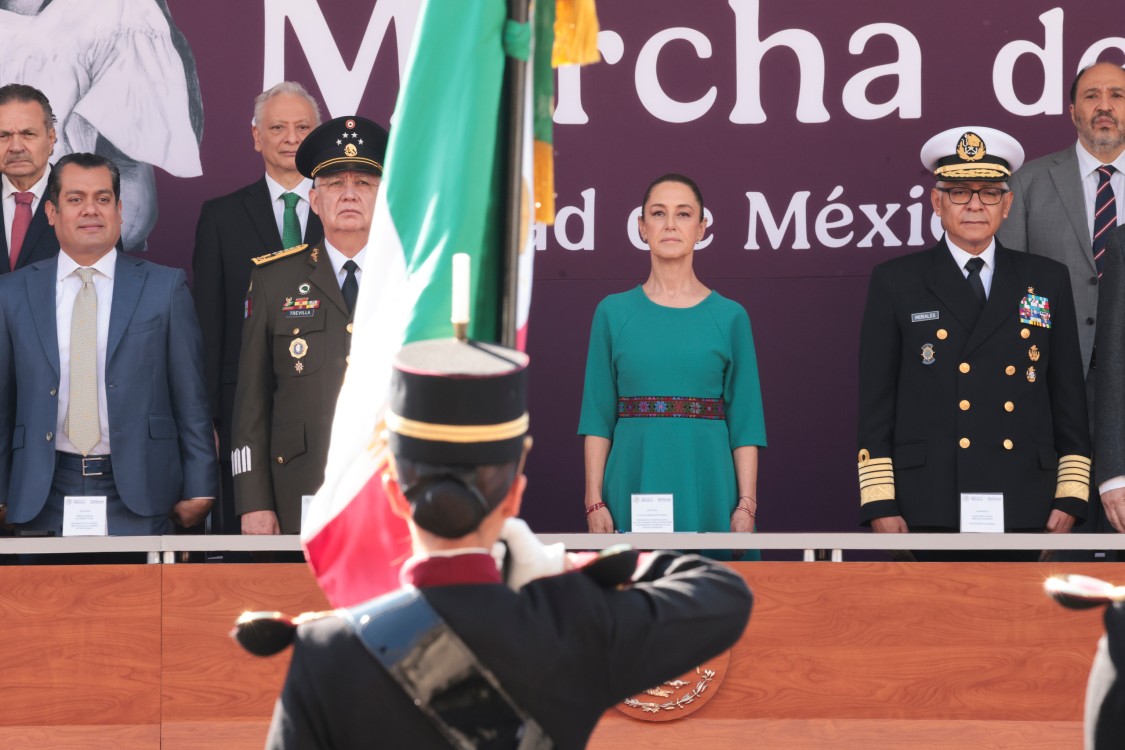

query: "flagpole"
left=500, top=0, right=532, bottom=347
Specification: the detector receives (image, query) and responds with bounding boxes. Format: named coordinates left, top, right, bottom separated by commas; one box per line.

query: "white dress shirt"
left=2, top=170, right=49, bottom=251
left=1075, top=142, right=1125, bottom=239
left=264, top=173, right=312, bottom=244
left=324, top=240, right=366, bottom=289
left=946, top=236, right=996, bottom=299
left=55, top=249, right=116, bottom=455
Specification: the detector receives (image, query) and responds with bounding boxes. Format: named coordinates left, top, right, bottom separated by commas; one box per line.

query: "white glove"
left=495, top=518, right=567, bottom=591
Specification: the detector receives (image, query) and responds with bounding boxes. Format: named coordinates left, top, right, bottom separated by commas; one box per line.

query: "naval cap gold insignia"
left=956, top=131, right=986, bottom=162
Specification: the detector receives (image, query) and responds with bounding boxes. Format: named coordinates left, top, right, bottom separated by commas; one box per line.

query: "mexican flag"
left=301, top=0, right=596, bottom=608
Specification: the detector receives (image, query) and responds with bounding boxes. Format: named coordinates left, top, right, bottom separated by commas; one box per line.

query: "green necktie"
left=281, top=192, right=302, bottom=249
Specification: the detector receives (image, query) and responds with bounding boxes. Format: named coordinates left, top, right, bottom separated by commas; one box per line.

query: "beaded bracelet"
left=585, top=502, right=607, bottom=516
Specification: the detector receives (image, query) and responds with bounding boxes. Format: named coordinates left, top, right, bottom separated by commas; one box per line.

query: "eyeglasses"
left=935, top=187, right=1009, bottom=205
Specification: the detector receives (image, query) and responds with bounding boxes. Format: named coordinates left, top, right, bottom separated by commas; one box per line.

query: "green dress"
left=578, top=287, right=767, bottom=558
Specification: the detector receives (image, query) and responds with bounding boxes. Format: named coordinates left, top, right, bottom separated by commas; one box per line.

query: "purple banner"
left=11, top=0, right=1121, bottom=534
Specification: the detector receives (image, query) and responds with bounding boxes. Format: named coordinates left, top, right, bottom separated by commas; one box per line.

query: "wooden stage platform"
left=0, top=561, right=1114, bottom=749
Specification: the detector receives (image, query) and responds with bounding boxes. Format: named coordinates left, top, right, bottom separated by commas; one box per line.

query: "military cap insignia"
left=251, top=244, right=309, bottom=266
left=956, top=132, right=986, bottom=162
left=344, top=143, right=358, bottom=157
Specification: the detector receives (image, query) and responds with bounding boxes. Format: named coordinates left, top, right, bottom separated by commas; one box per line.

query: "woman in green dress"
left=578, top=174, right=766, bottom=559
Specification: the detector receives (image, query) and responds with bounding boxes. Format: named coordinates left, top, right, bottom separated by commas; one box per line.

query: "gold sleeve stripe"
left=1058, top=471, right=1091, bottom=481
left=385, top=410, right=529, bottom=444
left=860, top=484, right=896, bottom=505
left=858, top=454, right=894, bottom=505
left=1058, top=455, right=1092, bottom=467
left=1055, top=481, right=1090, bottom=501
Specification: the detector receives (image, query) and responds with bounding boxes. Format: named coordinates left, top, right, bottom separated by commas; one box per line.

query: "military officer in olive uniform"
left=231, top=116, right=389, bottom=534
left=857, top=126, right=1092, bottom=550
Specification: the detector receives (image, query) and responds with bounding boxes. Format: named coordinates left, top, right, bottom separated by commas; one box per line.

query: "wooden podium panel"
left=589, top=562, right=1112, bottom=749
left=160, top=564, right=328, bottom=748
left=0, top=565, right=161, bottom=749
left=0, top=561, right=1117, bottom=748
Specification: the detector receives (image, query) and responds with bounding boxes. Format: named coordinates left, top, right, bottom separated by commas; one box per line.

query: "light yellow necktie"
left=66, top=268, right=100, bottom=455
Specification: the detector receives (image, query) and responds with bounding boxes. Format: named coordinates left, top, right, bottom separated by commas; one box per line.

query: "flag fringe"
left=553, top=0, right=600, bottom=66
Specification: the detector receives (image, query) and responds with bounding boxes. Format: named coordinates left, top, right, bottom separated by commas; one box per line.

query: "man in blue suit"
left=0, top=84, right=60, bottom=274
left=0, top=152, right=216, bottom=534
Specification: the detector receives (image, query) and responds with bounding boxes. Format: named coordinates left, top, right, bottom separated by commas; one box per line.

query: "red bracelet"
left=585, top=502, right=607, bottom=516
left=734, top=506, right=756, bottom=518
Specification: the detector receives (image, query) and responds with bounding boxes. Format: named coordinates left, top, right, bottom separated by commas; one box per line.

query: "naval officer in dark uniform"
left=857, top=126, right=1092, bottom=553
left=263, top=338, right=754, bottom=749
left=231, top=116, right=389, bottom=535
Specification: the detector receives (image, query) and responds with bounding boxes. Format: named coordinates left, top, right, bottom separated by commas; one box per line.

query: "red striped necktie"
left=1094, top=164, right=1117, bottom=277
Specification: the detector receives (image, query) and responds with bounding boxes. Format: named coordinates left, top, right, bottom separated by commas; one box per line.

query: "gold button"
left=347, top=323, right=354, bottom=334
left=1004, top=401, right=1014, bottom=412
left=1005, top=365, right=1016, bottom=376
left=1020, top=329, right=1030, bottom=339
left=292, top=328, right=300, bottom=335
left=937, top=329, right=948, bottom=340
left=959, top=362, right=971, bottom=373
left=959, top=400, right=970, bottom=411
left=959, top=438, right=970, bottom=449
left=277, top=456, right=284, bottom=464
left=1003, top=439, right=1014, bottom=450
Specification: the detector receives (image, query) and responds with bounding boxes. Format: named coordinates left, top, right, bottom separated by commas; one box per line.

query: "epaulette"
left=251, top=243, right=309, bottom=266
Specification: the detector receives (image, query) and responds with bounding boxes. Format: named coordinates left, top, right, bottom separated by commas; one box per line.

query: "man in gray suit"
left=1094, top=225, right=1125, bottom=537
left=999, top=62, right=1125, bottom=548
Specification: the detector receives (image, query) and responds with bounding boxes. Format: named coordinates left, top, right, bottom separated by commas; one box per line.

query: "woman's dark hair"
left=641, top=173, right=704, bottom=217
left=394, top=457, right=520, bottom=538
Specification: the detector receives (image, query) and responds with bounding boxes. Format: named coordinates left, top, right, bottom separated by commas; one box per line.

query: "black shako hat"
left=387, top=339, right=530, bottom=466
left=295, top=115, right=389, bottom=179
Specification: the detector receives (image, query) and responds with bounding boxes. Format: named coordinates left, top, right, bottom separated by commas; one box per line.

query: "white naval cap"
left=920, top=126, right=1025, bottom=181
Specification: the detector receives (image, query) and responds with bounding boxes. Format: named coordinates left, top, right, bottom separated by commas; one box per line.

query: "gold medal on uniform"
left=921, top=343, right=935, bottom=365
left=290, top=337, right=309, bottom=373
left=1026, top=365, right=1037, bottom=383
left=1028, top=345, right=1040, bottom=362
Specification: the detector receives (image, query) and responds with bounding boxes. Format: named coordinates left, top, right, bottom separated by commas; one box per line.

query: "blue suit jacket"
left=0, top=197, right=59, bottom=274
left=0, top=252, right=218, bottom=522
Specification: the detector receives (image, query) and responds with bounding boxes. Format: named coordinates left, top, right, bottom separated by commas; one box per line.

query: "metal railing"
left=3, top=532, right=1124, bottom=563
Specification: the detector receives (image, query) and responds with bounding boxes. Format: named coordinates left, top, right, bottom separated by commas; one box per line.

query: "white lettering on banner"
left=635, top=29, right=718, bottom=123
left=262, top=0, right=419, bottom=116
left=744, top=185, right=942, bottom=250
left=556, top=31, right=625, bottom=125
left=841, top=24, right=922, bottom=120
left=992, top=8, right=1063, bottom=116
left=627, top=208, right=715, bottom=251
left=728, top=0, right=829, bottom=124
left=555, top=188, right=597, bottom=251
left=532, top=186, right=952, bottom=252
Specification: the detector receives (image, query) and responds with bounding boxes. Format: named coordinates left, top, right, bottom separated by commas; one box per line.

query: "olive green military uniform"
left=231, top=242, right=354, bottom=533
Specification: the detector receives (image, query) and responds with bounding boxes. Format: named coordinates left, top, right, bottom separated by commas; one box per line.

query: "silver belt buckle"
left=81, top=457, right=104, bottom=476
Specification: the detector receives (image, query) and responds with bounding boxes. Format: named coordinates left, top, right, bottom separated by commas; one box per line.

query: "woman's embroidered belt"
left=617, top=396, right=725, bottom=420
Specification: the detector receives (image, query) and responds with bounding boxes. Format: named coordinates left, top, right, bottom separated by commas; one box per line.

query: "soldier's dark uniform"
left=858, top=127, right=1092, bottom=532
left=230, top=116, right=388, bottom=533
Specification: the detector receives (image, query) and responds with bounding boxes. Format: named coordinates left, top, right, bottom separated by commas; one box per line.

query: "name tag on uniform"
left=960, top=492, right=1003, bottom=533
left=632, top=493, right=674, bottom=532
left=63, top=495, right=108, bottom=536
left=911, top=311, right=939, bottom=323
